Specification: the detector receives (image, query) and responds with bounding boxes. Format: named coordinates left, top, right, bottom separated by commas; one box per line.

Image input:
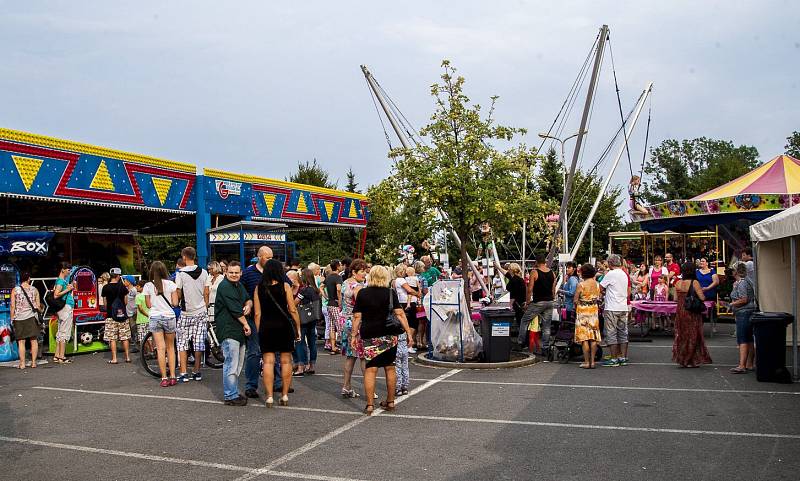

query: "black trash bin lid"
left=751, top=312, right=794, bottom=325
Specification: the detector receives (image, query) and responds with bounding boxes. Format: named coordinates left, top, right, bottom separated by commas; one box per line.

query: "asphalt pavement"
left=1, top=323, right=799, bottom=481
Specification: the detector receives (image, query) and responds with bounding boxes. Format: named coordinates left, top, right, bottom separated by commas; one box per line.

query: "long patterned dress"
left=575, top=280, right=602, bottom=343
left=672, top=283, right=712, bottom=367
left=340, top=278, right=365, bottom=359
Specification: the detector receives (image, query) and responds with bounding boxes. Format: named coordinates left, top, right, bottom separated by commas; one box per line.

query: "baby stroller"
left=546, top=307, right=603, bottom=364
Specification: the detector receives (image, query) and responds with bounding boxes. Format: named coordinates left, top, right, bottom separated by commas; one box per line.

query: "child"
left=629, top=175, right=649, bottom=215
left=123, top=276, right=138, bottom=346
left=404, top=266, right=420, bottom=354
left=652, top=275, right=669, bottom=330
left=134, top=280, right=150, bottom=350
left=395, top=332, right=410, bottom=397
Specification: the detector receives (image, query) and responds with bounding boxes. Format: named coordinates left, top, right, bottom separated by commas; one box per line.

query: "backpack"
left=110, top=289, right=129, bottom=322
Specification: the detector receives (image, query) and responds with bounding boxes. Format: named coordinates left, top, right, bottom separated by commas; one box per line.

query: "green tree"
left=345, top=167, right=359, bottom=193
left=370, top=60, right=543, bottom=301
left=786, top=131, right=800, bottom=158
left=538, top=147, right=564, bottom=204
left=287, top=158, right=337, bottom=189
left=642, top=137, right=760, bottom=203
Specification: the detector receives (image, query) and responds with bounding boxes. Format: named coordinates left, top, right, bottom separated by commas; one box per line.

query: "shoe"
left=373, top=393, right=378, bottom=399
left=617, top=358, right=629, bottom=366
left=602, top=358, right=620, bottom=367
left=292, top=371, right=305, bottom=377
left=245, top=389, right=260, bottom=399
left=224, top=396, right=248, bottom=406
left=341, top=388, right=360, bottom=398
left=177, top=373, right=191, bottom=383
left=402, top=388, right=409, bottom=395
left=160, top=378, right=170, bottom=388
left=265, top=396, right=274, bottom=408
left=395, top=389, right=403, bottom=397
left=192, top=372, right=203, bottom=382
left=407, top=347, right=417, bottom=354
left=169, top=378, right=178, bottom=386
left=279, top=395, right=289, bottom=406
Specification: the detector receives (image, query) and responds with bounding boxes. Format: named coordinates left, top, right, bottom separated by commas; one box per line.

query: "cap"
left=122, top=275, right=135, bottom=284
left=110, top=267, right=122, bottom=275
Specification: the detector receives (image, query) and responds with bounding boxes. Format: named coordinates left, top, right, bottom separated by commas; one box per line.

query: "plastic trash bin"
left=479, top=306, right=515, bottom=362
left=751, top=312, right=793, bottom=384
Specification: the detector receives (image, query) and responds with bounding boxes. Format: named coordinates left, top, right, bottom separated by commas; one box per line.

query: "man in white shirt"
left=175, top=246, right=209, bottom=382
left=600, top=254, right=631, bottom=367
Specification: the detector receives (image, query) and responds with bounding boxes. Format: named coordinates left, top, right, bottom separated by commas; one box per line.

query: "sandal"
left=107, top=360, right=118, bottom=364
left=730, top=367, right=747, bottom=374
left=30, top=363, right=37, bottom=368
left=125, top=359, right=131, bottom=363
left=364, top=404, right=374, bottom=416
left=579, top=363, right=590, bottom=369
left=379, top=400, right=395, bottom=411
left=341, top=388, right=360, bottom=399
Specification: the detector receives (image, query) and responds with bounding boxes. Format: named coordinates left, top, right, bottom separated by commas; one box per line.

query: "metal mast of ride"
left=361, top=65, right=491, bottom=296
left=546, top=24, right=609, bottom=266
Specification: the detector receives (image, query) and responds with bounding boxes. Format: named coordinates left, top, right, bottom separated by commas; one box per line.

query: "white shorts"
left=55, top=305, right=74, bottom=342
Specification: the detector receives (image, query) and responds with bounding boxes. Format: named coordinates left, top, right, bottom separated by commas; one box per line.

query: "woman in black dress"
left=351, top=265, right=414, bottom=415
left=254, top=259, right=301, bottom=407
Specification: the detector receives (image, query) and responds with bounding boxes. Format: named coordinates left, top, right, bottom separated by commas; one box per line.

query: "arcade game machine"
left=0, top=264, right=20, bottom=362
left=47, top=267, right=107, bottom=355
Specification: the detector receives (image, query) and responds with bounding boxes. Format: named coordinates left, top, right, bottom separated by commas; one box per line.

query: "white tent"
left=750, top=203, right=800, bottom=380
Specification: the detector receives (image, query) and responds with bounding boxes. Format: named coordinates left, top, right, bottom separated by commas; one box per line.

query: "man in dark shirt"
left=519, top=255, right=556, bottom=353
left=214, top=261, right=252, bottom=405
left=101, top=267, right=132, bottom=364
left=323, top=260, right=344, bottom=354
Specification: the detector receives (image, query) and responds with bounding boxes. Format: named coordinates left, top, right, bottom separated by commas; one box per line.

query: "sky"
left=1, top=1, right=798, bottom=220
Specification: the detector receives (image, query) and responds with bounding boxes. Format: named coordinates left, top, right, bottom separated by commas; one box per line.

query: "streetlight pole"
left=589, top=223, right=595, bottom=262
left=539, top=131, right=585, bottom=256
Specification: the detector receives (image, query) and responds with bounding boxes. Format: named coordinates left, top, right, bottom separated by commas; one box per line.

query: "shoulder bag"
left=264, top=284, right=299, bottom=341
left=684, top=280, right=705, bottom=314
left=298, top=290, right=322, bottom=325
left=45, top=282, right=67, bottom=312
left=19, top=286, right=45, bottom=331
left=385, top=288, right=404, bottom=335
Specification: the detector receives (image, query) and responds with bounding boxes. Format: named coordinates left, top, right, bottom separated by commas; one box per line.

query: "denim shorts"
left=149, top=315, right=177, bottom=334
left=734, top=309, right=755, bottom=345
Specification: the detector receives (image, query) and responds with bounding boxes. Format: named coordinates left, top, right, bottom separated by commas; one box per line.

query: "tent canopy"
left=750, top=203, right=800, bottom=241
left=693, top=155, right=800, bottom=200
left=638, top=155, right=800, bottom=232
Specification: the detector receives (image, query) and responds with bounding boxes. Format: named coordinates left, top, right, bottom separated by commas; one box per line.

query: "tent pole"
left=791, top=236, right=798, bottom=381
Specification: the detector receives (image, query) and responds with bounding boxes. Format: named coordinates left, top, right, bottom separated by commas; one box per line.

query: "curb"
left=413, top=351, right=538, bottom=369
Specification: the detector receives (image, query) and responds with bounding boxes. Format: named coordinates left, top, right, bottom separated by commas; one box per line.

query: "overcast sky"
left=1, top=1, right=798, bottom=217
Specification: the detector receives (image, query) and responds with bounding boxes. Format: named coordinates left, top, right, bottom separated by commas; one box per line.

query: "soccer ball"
left=80, top=331, right=93, bottom=345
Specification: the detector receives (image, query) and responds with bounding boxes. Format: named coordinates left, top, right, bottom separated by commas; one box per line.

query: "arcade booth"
left=46, top=266, right=106, bottom=355
left=0, top=263, right=20, bottom=362
left=207, top=221, right=292, bottom=265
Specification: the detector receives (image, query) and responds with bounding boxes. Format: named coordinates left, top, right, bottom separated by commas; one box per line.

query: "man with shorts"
left=600, top=255, right=631, bottom=367
left=323, top=260, right=344, bottom=355
left=175, top=246, right=209, bottom=383
left=102, top=268, right=132, bottom=364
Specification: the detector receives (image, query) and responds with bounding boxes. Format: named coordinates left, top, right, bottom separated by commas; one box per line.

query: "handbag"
left=385, top=288, right=404, bottom=335
left=299, top=298, right=322, bottom=325
left=264, top=284, right=299, bottom=341
left=684, top=280, right=705, bottom=314
left=45, top=286, right=67, bottom=312
left=19, top=286, right=45, bottom=331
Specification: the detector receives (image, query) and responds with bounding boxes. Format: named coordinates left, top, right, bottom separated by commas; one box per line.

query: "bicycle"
left=140, top=318, right=224, bottom=377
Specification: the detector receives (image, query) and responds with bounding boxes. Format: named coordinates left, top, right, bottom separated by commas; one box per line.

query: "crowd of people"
left=7, top=241, right=759, bottom=411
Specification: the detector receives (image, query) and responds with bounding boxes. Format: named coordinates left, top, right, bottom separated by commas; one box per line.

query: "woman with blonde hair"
left=352, top=265, right=414, bottom=414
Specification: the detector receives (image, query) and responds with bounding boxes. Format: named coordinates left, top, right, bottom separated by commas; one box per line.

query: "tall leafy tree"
left=287, top=158, right=337, bottom=189
left=370, top=60, right=544, bottom=302
left=786, top=131, right=800, bottom=158
left=642, top=137, right=760, bottom=203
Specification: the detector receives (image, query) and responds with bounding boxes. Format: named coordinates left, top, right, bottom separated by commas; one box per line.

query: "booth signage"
left=243, top=232, right=286, bottom=242
left=0, top=232, right=54, bottom=257
left=215, top=179, right=242, bottom=199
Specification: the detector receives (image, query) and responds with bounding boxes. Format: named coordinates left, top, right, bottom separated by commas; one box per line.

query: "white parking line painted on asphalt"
left=0, top=436, right=371, bottom=481
left=312, top=373, right=799, bottom=395
left=631, top=345, right=738, bottom=348
left=231, top=368, right=462, bottom=481
left=385, top=414, right=800, bottom=439
left=32, top=386, right=362, bottom=416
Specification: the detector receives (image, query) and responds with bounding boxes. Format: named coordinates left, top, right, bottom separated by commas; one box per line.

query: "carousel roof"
left=638, top=155, right=800, bottom=233
left=692, top=155, right=800, bottom=200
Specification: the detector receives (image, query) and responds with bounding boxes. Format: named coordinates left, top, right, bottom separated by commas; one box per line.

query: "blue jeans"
left=294, top=323, right=318, bottom=366
left=221, top=338, right=246, bottom=400
left=519, top=301, right=555, bottom=348
left=244, top=317, right=282, bottom=391
left=734, top=308, right=755, bottom=345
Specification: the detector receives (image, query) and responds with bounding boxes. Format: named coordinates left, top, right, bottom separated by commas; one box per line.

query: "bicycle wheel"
left=140, top=332, right=161, bottom=378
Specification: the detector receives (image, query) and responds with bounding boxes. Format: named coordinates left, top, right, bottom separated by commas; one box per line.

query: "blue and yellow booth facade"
left=0, top=128, right=368, bottom=267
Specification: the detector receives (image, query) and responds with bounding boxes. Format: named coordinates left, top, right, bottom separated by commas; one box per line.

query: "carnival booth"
left=750, top=203, right=800, bottom=380
left=0, top=263, right=20, bottom=361
left=47, top=266, right=106, bottom=355
left=618, top=155, right=800, bottom=331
